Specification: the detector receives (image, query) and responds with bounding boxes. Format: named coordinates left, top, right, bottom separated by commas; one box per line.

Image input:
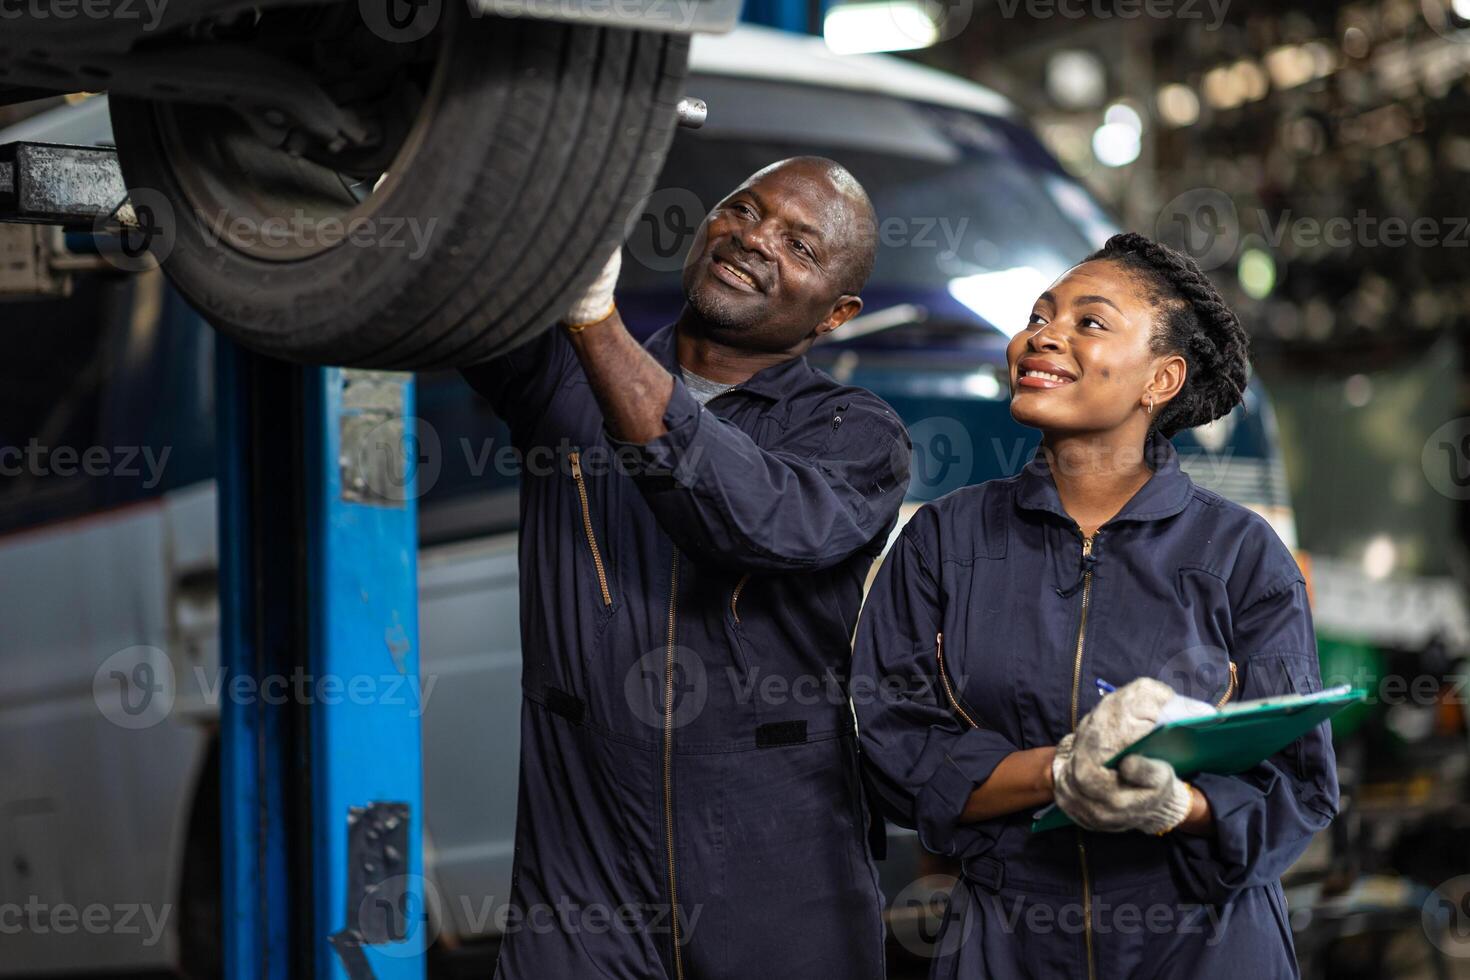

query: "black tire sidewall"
left=110, top=11, right=688, bottom=368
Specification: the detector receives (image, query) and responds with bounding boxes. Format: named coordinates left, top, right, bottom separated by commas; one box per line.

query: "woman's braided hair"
left=1083, top=232, right=1250, bottom=437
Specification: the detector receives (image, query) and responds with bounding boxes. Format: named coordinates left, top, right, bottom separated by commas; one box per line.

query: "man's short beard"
left=686, top=281, right=763, bottom=333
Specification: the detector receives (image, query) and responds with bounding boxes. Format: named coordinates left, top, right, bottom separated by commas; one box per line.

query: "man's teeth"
left=1023, top=370, right=1070, bottom=382
left=720, top=261, right=756, bottom=287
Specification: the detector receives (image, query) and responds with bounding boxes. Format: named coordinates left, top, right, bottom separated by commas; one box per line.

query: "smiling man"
left=461, top=157, right=910, bottom=980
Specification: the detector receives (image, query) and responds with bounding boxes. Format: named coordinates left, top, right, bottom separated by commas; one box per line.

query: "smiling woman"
left=1007, top=231, right=1250, bottom=456
left=853, top=233, right=1337, bottom=980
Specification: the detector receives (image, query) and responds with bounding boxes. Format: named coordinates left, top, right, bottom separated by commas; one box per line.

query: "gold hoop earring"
left=1146, top=393, right=1155, bottom=415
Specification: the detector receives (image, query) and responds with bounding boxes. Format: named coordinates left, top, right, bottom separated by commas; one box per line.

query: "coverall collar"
left=1014, top=429, right=1194, bottom=528
left=649, top=323, right=813, bottom=401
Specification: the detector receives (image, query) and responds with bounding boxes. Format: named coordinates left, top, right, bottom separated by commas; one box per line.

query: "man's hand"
left=563, top=250, right=622, bottom=329
left=560, top=247, right=675, bottom=444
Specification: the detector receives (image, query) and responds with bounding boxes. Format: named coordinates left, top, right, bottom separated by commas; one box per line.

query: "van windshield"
left=617, top=73, right=1118, bottom=341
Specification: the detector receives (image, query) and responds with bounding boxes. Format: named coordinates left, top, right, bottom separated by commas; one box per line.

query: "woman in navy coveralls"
left=852, top=233, right=1339, bottom=979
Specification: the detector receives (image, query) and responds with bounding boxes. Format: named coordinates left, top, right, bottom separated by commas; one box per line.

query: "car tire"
left=109, top=9, right=688, bottom=369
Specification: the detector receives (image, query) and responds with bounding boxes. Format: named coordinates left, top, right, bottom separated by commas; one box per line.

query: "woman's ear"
left=1146, top=353, right=1188, bottom=411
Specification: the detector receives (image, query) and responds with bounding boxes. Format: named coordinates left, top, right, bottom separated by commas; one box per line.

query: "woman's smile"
left=1015, top=355, right=1078, bottom=390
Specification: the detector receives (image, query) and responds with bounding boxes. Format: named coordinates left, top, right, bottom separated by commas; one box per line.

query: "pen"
left=1095, top=678, right=1116, bottom=696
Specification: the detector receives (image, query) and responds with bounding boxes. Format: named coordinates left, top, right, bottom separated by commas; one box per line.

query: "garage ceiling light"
left=1046, top=50, right=1107, bottom=109
left=1104, top=101, right=1144, bottom=134
left=1092, top=122, right=1140, bottom=166
left=1156, top=84, right=1200, bottom=127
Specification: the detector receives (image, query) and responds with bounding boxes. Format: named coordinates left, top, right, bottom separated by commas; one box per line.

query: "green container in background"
left=1318, top=635, right=1382, bottom=738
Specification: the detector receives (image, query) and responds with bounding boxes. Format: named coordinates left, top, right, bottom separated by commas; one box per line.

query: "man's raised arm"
left=563, top=253, right=911, bottom=573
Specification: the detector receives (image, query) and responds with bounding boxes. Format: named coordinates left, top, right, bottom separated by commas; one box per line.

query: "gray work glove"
left=1071, top=677, right=1174, bottom=764
left=562, top=249, right=622, bottom=328
left=1054, top=752, right=1193, bottom=834
left=1051, top=678, right=1192, bottom=834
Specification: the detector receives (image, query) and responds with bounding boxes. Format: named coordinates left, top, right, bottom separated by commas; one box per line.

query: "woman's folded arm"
left=852, top=510, right=1026, bottom=856
left=1167, top=578, right=1340, bottom=902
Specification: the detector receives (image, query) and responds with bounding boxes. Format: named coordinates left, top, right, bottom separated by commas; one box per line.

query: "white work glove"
left=562, top=249, right=622, bottom=329
left=1051, top=678, right=1192, bottom=834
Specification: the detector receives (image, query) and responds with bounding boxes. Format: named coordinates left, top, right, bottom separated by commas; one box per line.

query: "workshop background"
left=880, top=2, right=1470, bottom=977
left=3, top=0, right=1470, bottom=977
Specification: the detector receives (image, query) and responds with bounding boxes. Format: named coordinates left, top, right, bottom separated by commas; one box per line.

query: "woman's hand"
left=1051, top=678, right=1201, bottom=834
left=1073, top=677, right=1175, bottom=761
left=1054, top=753, right=1194, bottom=834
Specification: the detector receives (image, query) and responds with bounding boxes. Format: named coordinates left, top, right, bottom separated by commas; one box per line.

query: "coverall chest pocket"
left=1153, top=566, right=1237, bottom=705
left=567, top=448, right=621, bottom=618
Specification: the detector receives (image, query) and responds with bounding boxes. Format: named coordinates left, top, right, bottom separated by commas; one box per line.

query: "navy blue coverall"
left=461, top=323, right=910, bottom=980
left=852, top=430, right=1339, bottom=979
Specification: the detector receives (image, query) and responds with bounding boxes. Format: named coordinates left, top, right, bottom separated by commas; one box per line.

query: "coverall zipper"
left=569, top=452, right=612, bottom=606
left=664, top=551, right=685, bottom=979
left=731, top=573, right=749, bottom=623
left=936, top=632, right=979, bottom=730
left=1068, top=532, right=1097, bottom=980
left=1215, top=661, right=1238, bottom=708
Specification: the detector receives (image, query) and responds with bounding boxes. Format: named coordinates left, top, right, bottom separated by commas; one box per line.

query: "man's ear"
left=814, top=295, right=863, bottom=337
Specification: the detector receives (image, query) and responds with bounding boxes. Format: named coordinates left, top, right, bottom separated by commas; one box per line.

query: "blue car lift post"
left=1, top=138, right=428, bottom=978
left=216, top=342, right=426, bottom=980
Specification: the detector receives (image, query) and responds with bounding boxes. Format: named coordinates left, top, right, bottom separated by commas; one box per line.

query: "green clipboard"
left=1031, top=685, right=1366, bottom=833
